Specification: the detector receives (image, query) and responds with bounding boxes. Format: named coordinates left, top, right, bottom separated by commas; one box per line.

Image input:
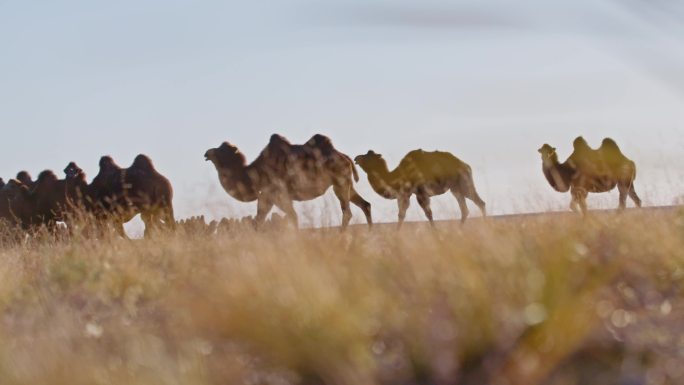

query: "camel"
left=0, top=179, right=33, bottom=228
left=87, top=155, right=175, bottom=237
left=354, top=149, right=486, bottom=226
left=20, top=169, right=90, bottom=229
left=15, top=171, right=36, bottom=190
left=205, top=134, right=372, bottom=229
left=538, top=137, right=642, bottom=215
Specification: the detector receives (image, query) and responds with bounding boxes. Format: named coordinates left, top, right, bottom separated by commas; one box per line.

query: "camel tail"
left=342, top=153, right=360, bottom=182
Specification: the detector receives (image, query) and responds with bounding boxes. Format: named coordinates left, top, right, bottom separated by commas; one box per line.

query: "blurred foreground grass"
left=1, top=210, right=684, bottom=385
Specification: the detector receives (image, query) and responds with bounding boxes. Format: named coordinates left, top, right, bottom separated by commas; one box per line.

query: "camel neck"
left=542, top=156, right=572, bottom=193
left=365, top=162, right=400, bottom=198
left=219, top=162, right=259, bottom=202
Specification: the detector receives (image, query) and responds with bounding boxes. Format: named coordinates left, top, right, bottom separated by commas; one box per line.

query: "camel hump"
left=600, top=138, right=621, bottom=153
left=132, top=154, right=156, bottom=172
left=572, top=136, right=593, bottom=153
left=37, top=170, right=58, bottom=183
left=99, top=155, right=120, bottom=170
left=265, top=134, right=293, bottom=158
left=5, top=179, right=24, bottom=189
left=16, top=171, right=32, bottom=183
left=3, top=179, right=30, bottom=196
left=306, top=134, right=334, bottom=151
left=269, top=134, right=291, bottom=147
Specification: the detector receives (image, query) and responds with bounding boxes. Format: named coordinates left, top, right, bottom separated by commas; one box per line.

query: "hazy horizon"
left=2, top=0, right=684, bottom=231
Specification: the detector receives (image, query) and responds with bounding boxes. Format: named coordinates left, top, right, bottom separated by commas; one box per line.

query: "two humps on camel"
left=538, top=136, right=641, bottom=216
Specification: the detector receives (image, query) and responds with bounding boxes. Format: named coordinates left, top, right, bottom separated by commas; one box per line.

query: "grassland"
left=0, top=208, right=683, bottom=385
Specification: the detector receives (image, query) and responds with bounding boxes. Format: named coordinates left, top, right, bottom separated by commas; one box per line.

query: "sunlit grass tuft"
left=0, top=209, right=683, bottom=384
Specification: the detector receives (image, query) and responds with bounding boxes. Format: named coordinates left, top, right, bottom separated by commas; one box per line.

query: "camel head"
left=354, top=150, right=386, bottom=171
left=205, top=142, right=247, bottom=168
left=15, top=171, right=33, bottom=187
left=64, top=162, right=86, bottom=181
left=538, top=144, right=558, bottom=162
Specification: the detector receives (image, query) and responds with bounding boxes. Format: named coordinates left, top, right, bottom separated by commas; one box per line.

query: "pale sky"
left=2, top=0, right=684, bottom=229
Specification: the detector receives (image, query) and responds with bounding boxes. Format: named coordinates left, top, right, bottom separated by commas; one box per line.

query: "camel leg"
left=397, top=194, right=410, bottom=229
left=571, top=187, right=588, bottom=217
left=161, top=204, right=176, bottom=231
left=464, top=186, right=486, bottom=218
left=255, top=197, right=274, bottom=229
left=617, top=183, right=628, bottom=210
left=569, top=198, right=580, bottom=213
left=273, top=197, right=299, bottom=229
left=416, top=190, right=434, bottom=226
left=628, top=184, right=642, bottom=208
left=141, top=211, right=156, bottom=238
left=350, top=188, right=372, bottom=228
left=451, top=191, right=469, bottom=224
left=333, top=184, right=353, bottom=231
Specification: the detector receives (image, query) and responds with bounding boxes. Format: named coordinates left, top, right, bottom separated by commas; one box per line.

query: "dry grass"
left=0, top=209, right=683, bottom=385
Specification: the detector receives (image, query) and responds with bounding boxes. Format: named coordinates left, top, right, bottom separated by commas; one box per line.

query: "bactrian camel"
left=538, top=136, right=641, bottom=215
left=205, top=134, right=372, bottom=230
left=354, top=149, right=486, bottom=227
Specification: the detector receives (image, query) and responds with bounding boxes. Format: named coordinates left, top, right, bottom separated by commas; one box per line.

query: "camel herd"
left=0, top=133, right=641, bottom=237
left=0, top=155, right=174, bottom=238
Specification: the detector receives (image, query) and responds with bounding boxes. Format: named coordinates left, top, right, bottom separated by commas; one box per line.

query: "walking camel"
left=538, top=136, right=641, bottom=215
left=83, top=155, right=176, bottom=238
left=205, top=134, right=373, bottom=230
left=354, top=149, right=486, bottom=227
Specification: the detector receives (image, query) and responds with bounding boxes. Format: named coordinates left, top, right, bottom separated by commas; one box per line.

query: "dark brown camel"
left=0, top=179, right=32, bottom=228
left=538, top=137, right=642, bottom=215
left=354, top=149, right=486, bottom=227
left=205, top=134, right=372, bottom=229
left=87, top=155, right=175, bottom=237
left=20, top=168, right=90, bottom=229
left=15, top=171, right=36, bottom=190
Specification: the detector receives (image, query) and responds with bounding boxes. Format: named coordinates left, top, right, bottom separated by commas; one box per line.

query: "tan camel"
left=205, top=134, right=372, bottom=229
left=354, top=149, right=486, bottom=226
left=538, top=136, right=641, bottom=215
